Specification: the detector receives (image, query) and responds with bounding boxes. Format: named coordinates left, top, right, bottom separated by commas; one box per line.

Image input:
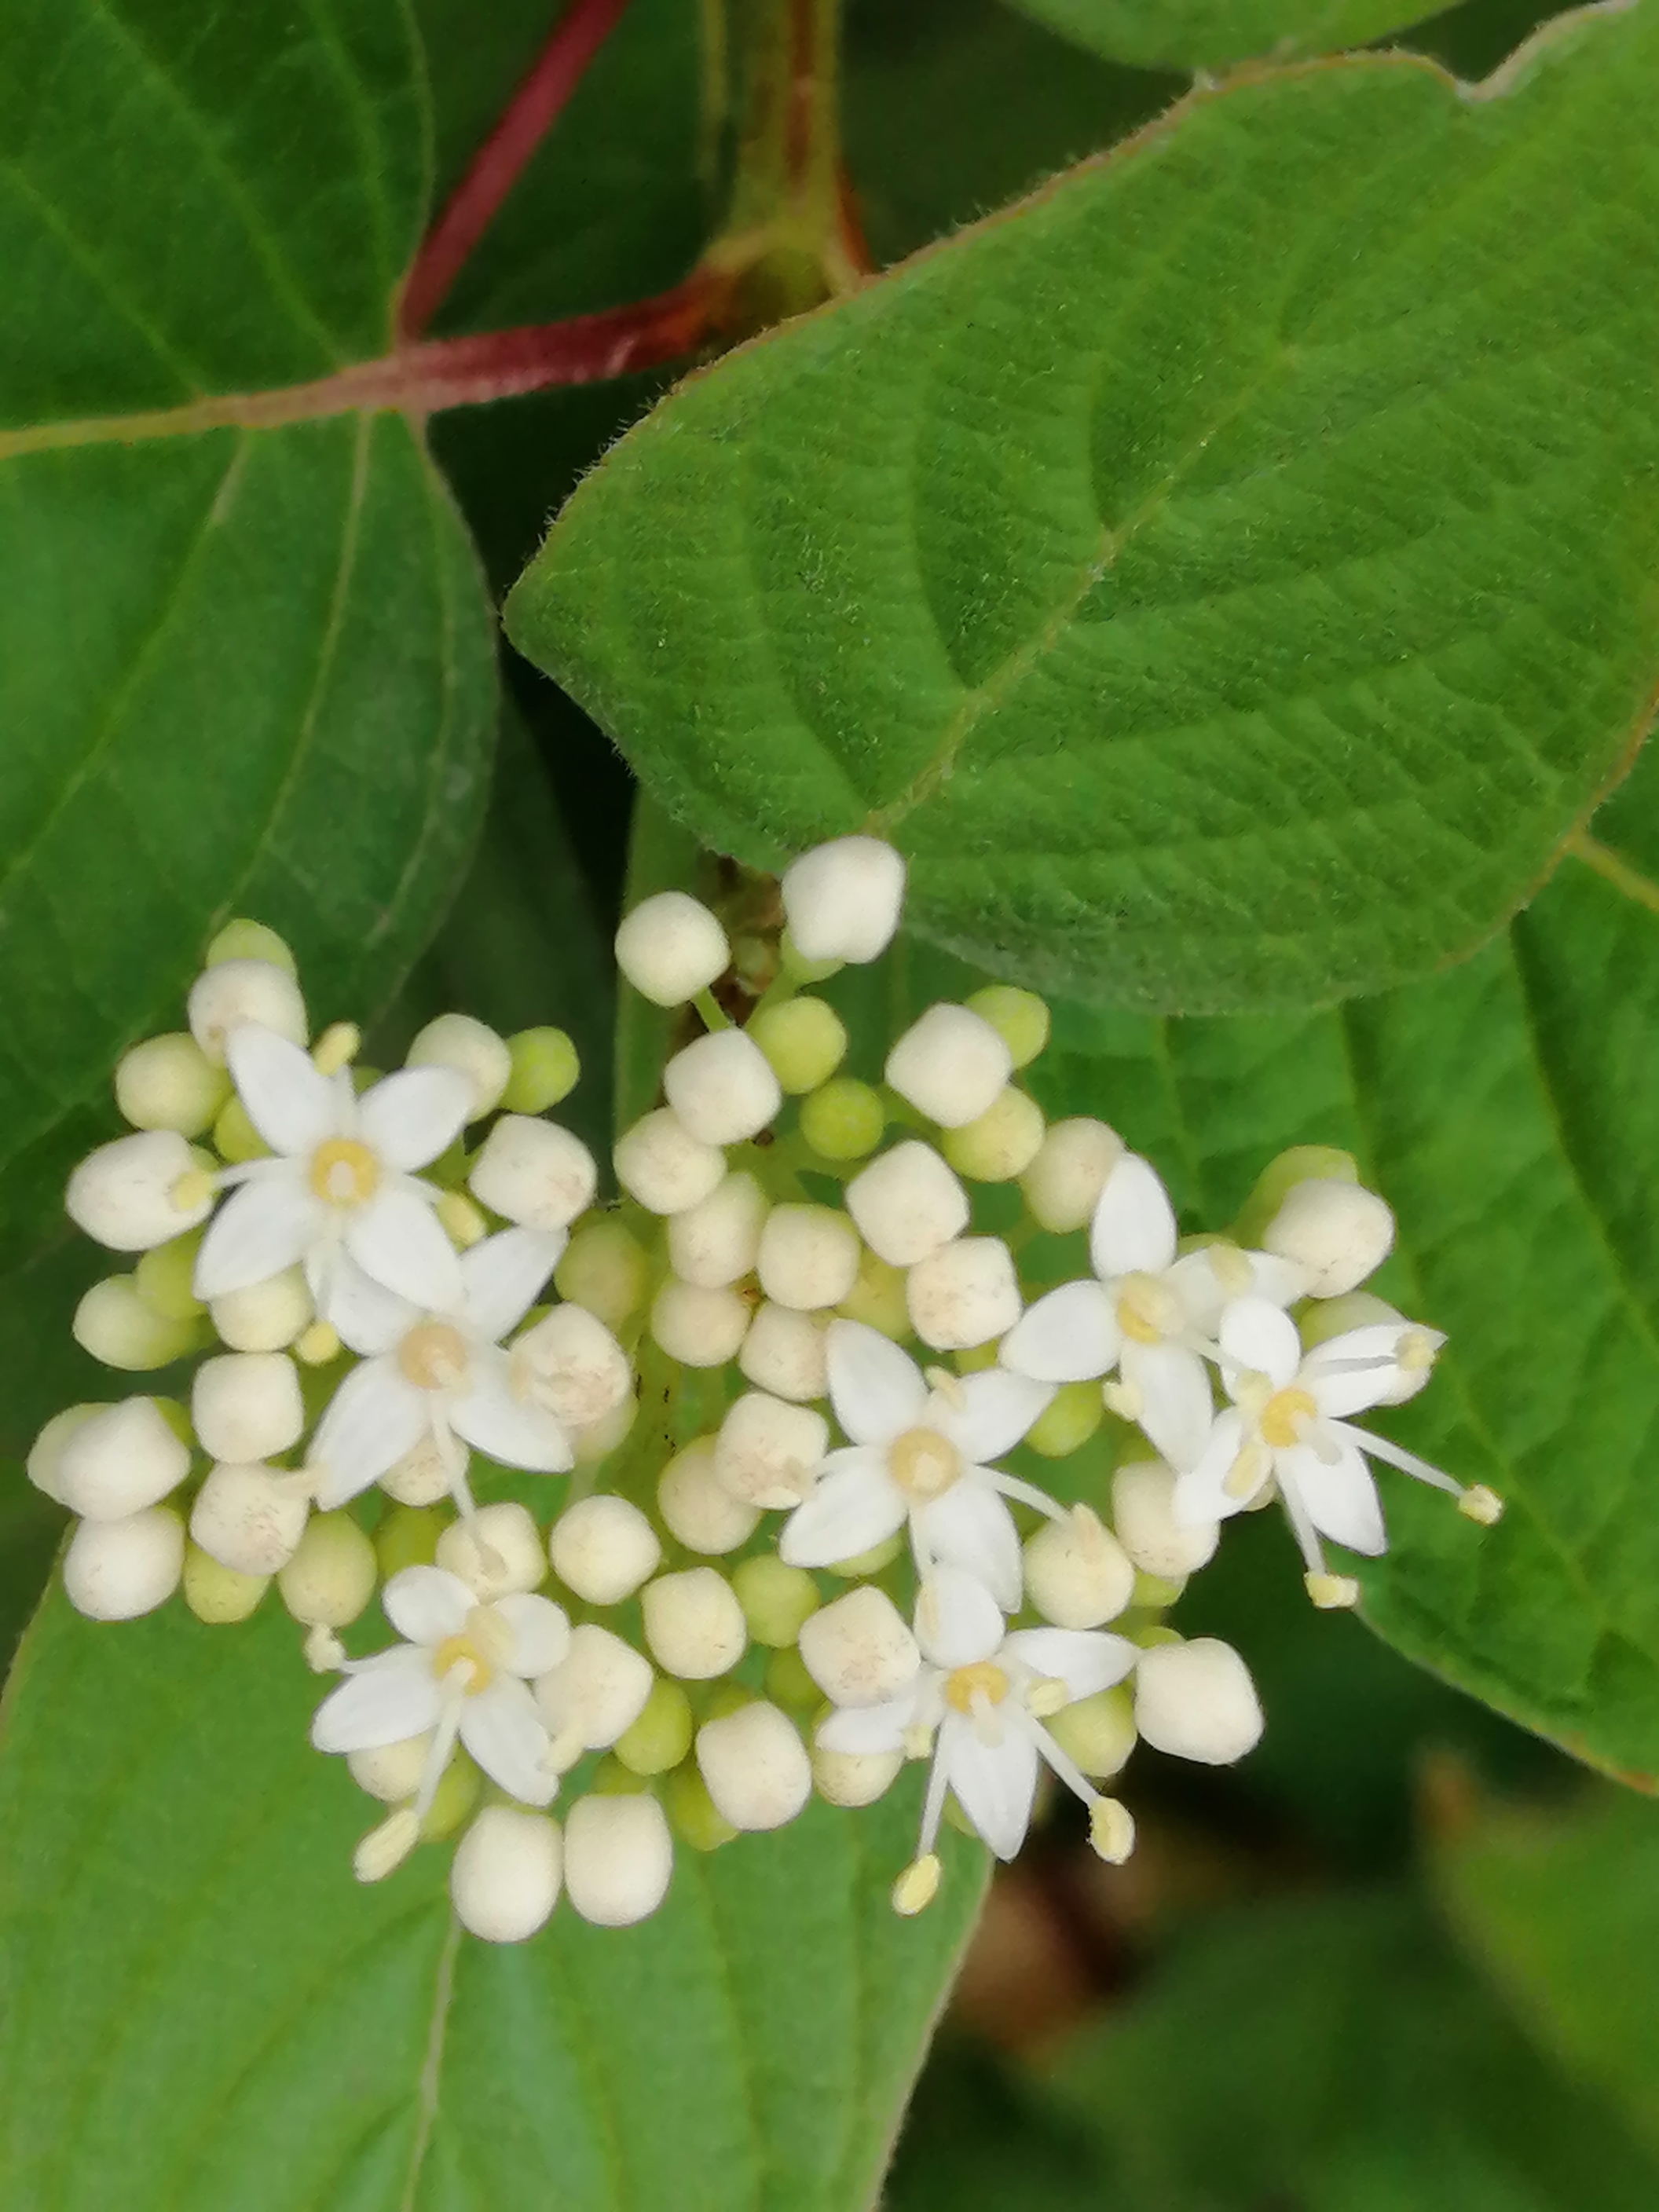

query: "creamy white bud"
left=614, top=891, right=730, bottom=1007
left=26, top=1404, right=101, bottom=1505
left=63, top=1505, right=185, bottom=1619
left=55, top=1397, right=189, bottom=1520
left=663, top=1029, right=782, bottom=1147
left=1264, top=1178, right=1395, bottom=1298
left=1020, top=1117, right=1126, bottom=1234
left=535, top=1623, right=654, bottom=1755
left=738, top=1302, right=828, bottom=1402
left=66, top=1130, right=214, bottom=1252
left=798, top=1584, right=920, bottom=1706
left=563, top=1793, right=674, bottom=1925
left=1134, top=1638, right=1264, bottom=1765
left=657, top=1438, right=761, bottom=1555
left=813, top=1743, right=905, bottom=1808
left=451, top=1806, right=562, bottom=1942
left=571, top=1390, right=638, bottom=1466
left=278, top=1511, right=378, bottom=1627
left=208, top=1266, right=311, bottom=1352
left=756, top=1203, right=861, bottom=1312
left=437, top=1500, right=547, bottom=1599
left=1024, top=1506, right=1136, bottom=1629
left=613, top=1108, right=726, bottom=1216
left=187, top=957, right=307, bottom=1065
left=549, top=1496, right=661, bottom=1606
left=510, top=1304, right=632, bottom=1429
left=73, top=1275, right=197, bottom=1371
left=1111, top=1459, right=1220, bottom=1578
left=468, top=1115, right=597, bottom=1235
left=115, top=1033, right=228, bottom=1137
left=641, top=1566, right=748, bottom=1679
left=781, top=837, right=906, bottom=964
left=906, top=1235, right=1021, bottom=1351
left=713, top=1391, right=828, bottom=1509
left=696, top=1702, right=811, bottom=1831
left=348, top=1732, right=433, bottom=1803
left=650, top=1277, right=751, bottom=1367
left=189, top=1461, right=310, bottom=1576
left=379, top=1434, right=452, bottom=1506
left=666, top=1171, right=768, bottom=1288
left=408, top=1013, right=512, bottom=1120
left=885, top=1003, right=1012, bottom=1129
left=191, top=1350, right=303, bottom=1464
left=845, top=1141, right=969, bottom=1268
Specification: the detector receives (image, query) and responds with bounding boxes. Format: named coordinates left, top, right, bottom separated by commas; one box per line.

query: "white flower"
left=1173, top=1297, right=1478, bottom=1595
left=1000, top=1153, right=1300, bottom=1472
left=193, top=1025, right=474, bottom=1331
left=309, top=1228, right=570, bottom=1511
left=778, top=1320, right=1057, bottom=1609
left=310, top=1563, right=569, bottom=1812
left=816, top=1567, right=1136, bottom=1879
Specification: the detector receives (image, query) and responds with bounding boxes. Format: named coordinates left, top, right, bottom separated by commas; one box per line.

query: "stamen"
left=1334, top=1422, right=1463, bottom=1499
left=892, top=1854, right=942, bottom=1916
left=311, top=1022, right=361, bottom=1077
left=1458, top=1484, right=1503, bottom=1526
left=353, top=1807, right=420, bottom=1884
left=1305, top=1572, right=1360, bottom=1610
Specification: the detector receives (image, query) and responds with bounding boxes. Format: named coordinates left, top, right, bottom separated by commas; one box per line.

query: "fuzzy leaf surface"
left=1002, top=0, right=1446, bottom=70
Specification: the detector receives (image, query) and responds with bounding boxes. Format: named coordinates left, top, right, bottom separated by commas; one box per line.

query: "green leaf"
left=507, top=9, right=1659, bottom=1015
left=1000, top=0, right=1446, bottom=71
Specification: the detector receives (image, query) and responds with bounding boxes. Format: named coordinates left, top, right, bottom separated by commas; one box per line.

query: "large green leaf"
left=1001, top=0, right=1447, bottom=71
left=507, top=9, right=1659, bottom=1015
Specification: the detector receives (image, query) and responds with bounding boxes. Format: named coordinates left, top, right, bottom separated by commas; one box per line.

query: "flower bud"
left=1111, top=1459, right=1220, bottom=1578
left=798, top=1584, right=919, bottom=1706
left=714, top=1392, right=828, bottom=1509
left=845, top=1141, right=969, bottom=1269
left=614, top=891, right=730, bottom=1006
left=666, top=1171, right=768, bottom=1289
left=67, top=1130, right=214, bottom=1253
left=665, top=1762, right=738, bottom=1851
left=451, top=1807, right=562, bottom=1943
left=549, top=1496, right=661, bottom=1605
left=942, top=1087, right=1046, bottom=1185
left=206, top=920, right=296, bottom=972
left=885, top=1004, right=1011, bottom=1128
left=799, top=1077, right=884, bottom=1163
left=1024, top=1506, right=1135, bottom=1629
left=56, top=1396, right=190, bottom=1518
left=208, top=1265, right=311, bottom=1351
left=641, top=1566, right=748, bottom=1679
left=696, top=1703, right=811, bottom=1832
left=739, top=1302, right=828, bottom=1402
left=375, top=1504, right=444, bottom=1579
left=837, top=1248, right=910, bottom=1339
left=134, top=1233, right=207, bottom=1321
left=781, top=837, right=906, bottom=964
left=211, top=1093, right=269, bottom=1165
left=663, top=1029, right=782, bottom=1148
left=536, top=1623, right=654, bottom=1756
left=420, top=1752, right=482, bottom=1842
left=115, top=1033, right=230, bottom=1138
left=1263, top=1177, right=1394, bottom=1298
left=649, top=1278, right=751, bottom=1367
left=501, top=1027, right=580, bottom=1114
left=278, top=1510, right=378, bottom=1625
left=182, top=1542, right=269, bottom=1624
left=657, top=1438, right=760, bottom=1555
left=511, top=1303, right=632, bottom=1429
left=749, top=997, right=848, bottom=1093
left=1045, top=1686, right=1137, bottom=1779
left=906, top=1236, right=1021, bottom=1351
left=348, top=1732, right=434, bottom=1803
left=1024, top=1379, right=1104, bottom=1459
left=1233, top=1144, right=1360, bottom=1247
left=191, top=1350, right=303, bottom=1463
left=1134, top=1638, right=1263, bottom=1764
left=405, top=1013, right=511, bottom=1120
left=1020, top=1118, right=1125, bottom=1234
left=813, top=1742, right=904, bottom=1807
left=468, top=1115, right=597, bottom=1234
left=965, top=985, right=1049, bottom=1069
left=64, top=1506, right=185, bottom=1619
left=613, top=1108, right=726, bottom=1215
left=554, top=1218, right=650, bottom=1328
left=756, top=1203, right=861, bottom=1313
left=563, top=1793, right=674, bottom=1925
left=73, top=1275, right=199, bottom=1371
left=189, top=1461, right=310, bottom=1576
left=613, top=1676, right=694, bottom=1774
left=187, top=957, right=307, bottom=1064
left=26, top=1404, right=101, bottom=1503
left=379, top=1436, right=452, bottom=1507
left=731, top=1555, right=819, bottom=1647
left=571, top=1390, right=637, bottom=1466
left=435, top=1501, right=546, bottom=1599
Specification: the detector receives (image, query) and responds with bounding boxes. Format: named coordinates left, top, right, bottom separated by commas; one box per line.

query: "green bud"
left=942, top=1088, right=1046, bottom=1182
left=828, top=1532, right=904, bottom=1578
left=665, top=1761, right=738, bottom=1852
left=1232, top=1144, right=1359, bottom=1247
left=779, top=929, right=843, bottom=985
left=212, top=1093, right=270, bottom=1166
left=1025, top=1380, right=1104, bottom=1459
left=1045, top=1686, right=1136, bottom=1780
left=555, top=1217, right=650, bottom=1331
left=73, top=1277, right=201, bottom=1371
left=764, top=1645, right=822, bottom=1710
left=182, top=1542, right=268, bottom=1624
left=954, top=1342, right=1000, bottom=1375
left=799, top=1077, right=884, bottom=1163
left=1129, top=1568, right=1187, bottom=1612
left=134, top=1231, right=207, bottom=1321
left=419, top=1752, right=481, bottom=1841
left=1130, top=1621, right=1185, bottom=1650
left=205, top=919, right=297, bottom=974
left=965, top=985, right=1050, bottom=1069
left=703, top=1679, right=757, bottom=1721
left=152, top=1396, right=193, bottom=1446
left=500, top=1026, right=580, bottom=1114
left=749, top=998, right=848, bottom=1094
left=1298, top=1289, right=1401, bottom=1350
left=837, top=1248, right=910, bottom=1339
left=376, top=1504, right=445, bottom=1580
left=614, top=1678, right=694, bottom=1776
left=731, top=1555, right=820, bottom=1647
left=589, top=1754, right=650, bottom=1796
left=280, top=1511, right=378, bottom=1628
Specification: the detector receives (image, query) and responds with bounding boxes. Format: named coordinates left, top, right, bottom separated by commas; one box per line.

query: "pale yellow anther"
left=312, top=1022, right=361, bottom=1078
left=170, top=1167, right=216, bottom=1214
left=1259, top=1386, right=1317, bottom=1450
left=308, top=1137, right=380, bottom=1207
left=435, top=1190, right=488, bottom=1250
left=1458, top=1484, right=1503, bottom=1527
left=1114, top=1270, right=1182, bottom=1347
left=1399, top=1328, right=1437, bottom=1375
left=892, top=1853, right=942, bottom=1917
left=1089, top=1797, right=1136, bottom=1864
left=1305, top=1571, right=1361, bottom=1610
left=888, top=1426, right=961, bottom=1503
left=1026, top=1675, right=1069, bottom=1719
left=353, top=1807, right=420, bottom=1884
left=1206, top=1241, right=1254, bottom=1298
left=295, top=1320, right=341, bottom=1367
left=1103, top=1379, right=1144, bottom=1422
left=1223, top=1441, right=1269, bottom=1503
left=943, top=1659, right=1009, bottom=1716
left=901, top=1722, right=935, bottom=1760
left=922, top=1365, right=967, bottom=1412
left=397, top=1320, right=470, bottom=1392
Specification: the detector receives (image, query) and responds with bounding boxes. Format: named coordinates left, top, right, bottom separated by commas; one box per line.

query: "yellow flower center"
left=1259, top=1386, right=1317, bottom=1449
left=430, top=1605, right=513, bottom=1694
left=944, top=1661, right=1009, bottom=1715
left=308, top=1136, right=381, bottom=1207
left=888, top=1426, right=961, bottom=1503
left=1115, top=1270, right=1181, bottom=1346
left=397, top=1320, right=471, bottom=1393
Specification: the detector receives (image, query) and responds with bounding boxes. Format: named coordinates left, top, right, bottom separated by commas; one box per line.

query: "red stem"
left=400, top=0, right=636, bottom=339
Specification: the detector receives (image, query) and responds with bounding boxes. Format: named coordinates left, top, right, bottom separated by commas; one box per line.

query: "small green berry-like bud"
left=1232, top=1144, right=1360, bottom=1248
left=800, top=1077, right=884, bottom=1162
left=764, top=1644, right=822, bottom=1710
left=501, top=1026, right=580, bottom=1114
left=204, top=919, right=298, bottom=974
left=665, top=1761, right=740, bottom=1852
left=376, top=1503, right=445, bottom=1580
left=749, top=998, right=848, bottom=1094
left=828, top=1532, right=904, bottom=1578
left=1046, top=1685, right=1137, bottom=1780
left=115, top=1033, right=230, bottom=1137
left=731, top=1555, right=820, bottom=1647
left=74, top=1276, right=200, bottom=1371
left=589, top=1754, right=650, bottom=1795
left=212, top=1093, right=270, bottom=1166
left=942, top=1087, right=1046, bottom=1182
left=419, top=1751, right=482, bottom=1841
left=778, top=928, right=843, bottom=984
left=965, top=985, right=1050, bottom=1069
left=182, top=1541, right=269, bottom=1624
left=1024, top=1379, right=1104, bottom=1459
left=837, top=1247, right=910, bottom=1340
left=280, top=1511, right=378, bottom=1628
left=613, top=1678, right=695, bottom=1776
left=134, top=1231, right=207, bottom=1321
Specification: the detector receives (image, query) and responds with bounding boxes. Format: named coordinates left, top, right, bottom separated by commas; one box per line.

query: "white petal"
left=491, top=1591, right=571, bottom=1678
left=310, top=1645, right=440, bottom=1752
left=1122, top=1339, right=1217, bottom=1474
left=358, top=1064, right=474, bottom=1172
left=826, top=1320, right=927, bottom=1447
left=226, top=1027, right=339, bottom=1157
left=999, top=1280, right=1119, bottom=1383
left=1305, top=1323, right=1442, bottom=1420
left=450, top=1355, right=573, bottom=1473
left=914, top=1481, right=1024, bottom=1612
left=815, top=1691, right=920, bottom=1756
left=936, top=1369, right=1053, bottom=1464
left=460, top=1228, right=565, bottom=1346
left=1281, top=1438, right=1387, bottom=1556
left=778, top=1453, right=906, bottom=1568
left=1090, top=1154, right=1177, bottom=1280
left=1163, top=1248, right=1231, bottom=1334
left=939, top=1712, right=1038, bottom=1861
left=1243, top=1251, right=1309, bottom=1308
left=913, top=1563, right=1005, bottom=1669
left=384, top=1563, right=475, bottom=1645
left=192, top=1175, right=317, bottom=1299
left=326, top=1251, right=420, bottom=1358
left=460, top=1676, right=557, bottom=1805
left=1005, top=1626, right=1137, bottom=1701
left=1218, top=1297, right=1302, bottom=1390
left=1172, top=1408, right=1249, bottom=1525
left=309, top=1359, right=430, bottom=1507
left=343, top=1185, right=464, bottom=1312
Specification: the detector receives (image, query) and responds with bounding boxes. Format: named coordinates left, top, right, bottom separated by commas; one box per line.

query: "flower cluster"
left=30, top=846, right=1501, bottom=1943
